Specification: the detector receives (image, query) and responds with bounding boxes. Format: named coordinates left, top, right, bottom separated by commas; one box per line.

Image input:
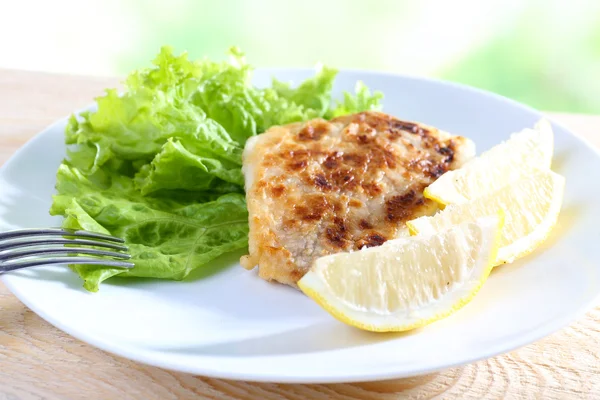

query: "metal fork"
left=0, top=228, right=134, bottom=273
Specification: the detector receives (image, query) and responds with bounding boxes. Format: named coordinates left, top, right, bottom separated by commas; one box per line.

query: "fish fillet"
left=240, top=111, right=475, bottom=286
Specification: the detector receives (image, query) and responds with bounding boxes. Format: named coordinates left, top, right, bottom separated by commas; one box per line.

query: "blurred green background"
left=2, top=0, right=599, bottom=113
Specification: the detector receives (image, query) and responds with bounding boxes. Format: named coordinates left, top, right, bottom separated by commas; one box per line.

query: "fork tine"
left=1, top=247, right=131, bottom=262
left=0, top=257, right=135, bottom=273
left=0, top=229, right=133, bottom=274
left=0, top=228, right=124, bottom=243
left=0, top=238, right=128, bottom=252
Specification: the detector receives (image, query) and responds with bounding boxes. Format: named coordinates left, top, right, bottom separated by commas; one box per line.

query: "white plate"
left=2, top=69, right=600, bottom=383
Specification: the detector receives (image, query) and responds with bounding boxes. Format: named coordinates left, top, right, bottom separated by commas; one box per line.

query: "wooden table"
left=1, top=69, right=600, bottom=400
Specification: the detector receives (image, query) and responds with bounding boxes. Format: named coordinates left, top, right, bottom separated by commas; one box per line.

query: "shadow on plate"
left=116, top=248, right=245, bottom=284
left=5, top=267, right=83, bottom=291
left=551, top=149, right=570, bottom=174
left=146, top=320, right=423, bottom=357
left=105, top=248, right=245, bottom=288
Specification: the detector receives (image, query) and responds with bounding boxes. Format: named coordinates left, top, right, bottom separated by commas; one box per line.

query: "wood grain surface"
left=1, top=69, right=600, bottom=400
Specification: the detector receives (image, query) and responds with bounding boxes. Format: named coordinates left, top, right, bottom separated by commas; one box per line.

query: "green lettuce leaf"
left=272, top=64, right=338, bottom=117
left=134, top=138, right=244, bottom=195
left=51, top=46, right=384, bottom=291
left=328, top=81, right=384, bottom=118
left=51, top=164, right=248, bottom=292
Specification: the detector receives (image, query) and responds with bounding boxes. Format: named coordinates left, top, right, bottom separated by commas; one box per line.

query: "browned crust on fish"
left=241, top=111, right=474, bottom=286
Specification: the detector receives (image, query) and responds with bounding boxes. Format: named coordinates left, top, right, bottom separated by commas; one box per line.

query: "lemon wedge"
left=424, top=119, right=554, bottom=205
left=409, top=170, right=565, bottom=265
left=298, top=216, right=503, bottom=332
